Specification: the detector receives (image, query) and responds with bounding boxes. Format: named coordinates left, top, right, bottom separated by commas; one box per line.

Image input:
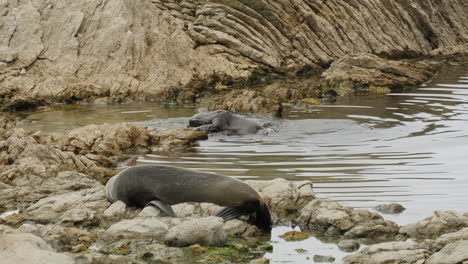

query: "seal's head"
left=188, top=110, right=232, bottom=128
left=188, top=112, right=212, bottom=127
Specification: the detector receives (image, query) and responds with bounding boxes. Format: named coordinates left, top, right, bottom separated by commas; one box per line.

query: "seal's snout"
left=189, top=119, right=203, bottom=127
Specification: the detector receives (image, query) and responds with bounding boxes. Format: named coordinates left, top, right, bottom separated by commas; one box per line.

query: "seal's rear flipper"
left=214, top=206, right=243, bottom=221
left=146, top=200, right=176, bottom=217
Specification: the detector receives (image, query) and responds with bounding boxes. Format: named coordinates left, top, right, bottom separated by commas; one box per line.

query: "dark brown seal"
left=106, top=164, right=272, bottom=231
left=188, top=110, right=262, bottom=134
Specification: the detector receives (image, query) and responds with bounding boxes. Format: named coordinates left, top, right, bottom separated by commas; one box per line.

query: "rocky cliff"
left=0, top=0, right=467, bottom=108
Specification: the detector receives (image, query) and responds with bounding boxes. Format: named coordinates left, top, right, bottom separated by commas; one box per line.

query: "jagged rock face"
left=0, top=0, right=467, bottom=107
left=321, top=53, right=436, bottom=93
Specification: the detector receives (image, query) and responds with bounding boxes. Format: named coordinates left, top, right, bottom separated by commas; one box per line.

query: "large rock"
left=106, top=217, right=170, bottom=240
left=58, top=124, right=153, bottom=156
left=400, top=211, right=468, bottom=239
left=164, top=216, right=226, bottom=246
left=26, top=187, right=109, bottom=226
left=1, top=0, right=466, bottom=106
left=298, top=199, right=399, bottom=240
left=211, top=90, right=283, bottom=117
left=321, top=53, right=436, bottom=94
left=0, top=232, right=75, bottom=264
left=425, top=240, right=468, bottom=264
left=431, top=227, right=468, bottom=251
left=343, top=241, right=429, bottom=264
left=0, top=170, right=103, bottom=213
left=105, top=216, right=226, bottom=247
left=246, top=178, right=314, bottom=222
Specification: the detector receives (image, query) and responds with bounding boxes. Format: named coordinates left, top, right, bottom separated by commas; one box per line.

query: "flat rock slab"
left=400, top=210, right=468, bottom=239
left=0, top=232, right=75, bottom=264
left=298, top=199, right=399, bottom=240
left=343, top=241, right=429, bottom=264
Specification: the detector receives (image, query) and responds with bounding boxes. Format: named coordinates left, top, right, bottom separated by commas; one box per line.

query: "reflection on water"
left=18, top=65, right=468, bottom=263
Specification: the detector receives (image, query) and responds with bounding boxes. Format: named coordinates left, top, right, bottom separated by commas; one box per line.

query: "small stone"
left=71, top=244, right=88, bottom=253
left=250, top=258, right=270, bottom=264
left=232, top=243, right=249, bottom=252
left=78, top=236, right=92, bottom=243
left=374, top=203, right=406, bottom=214
left=104, top=201, right=127, bottom=218
left=257, top=244, right=273, bottom=252
left=295, top=248, right=307, bottom=253
left=313, top=254, right=335, bottom=263
left=189, top=244, right=207, bottom=255
left=279, top=230, right=310, bottom=241
left=338, top=239, right=360, bottom=252
left=138, top=206, right=162, bottom=217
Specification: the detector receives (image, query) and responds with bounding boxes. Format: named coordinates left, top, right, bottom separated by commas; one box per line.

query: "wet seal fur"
left=188, top=110, right=262, bottom=134
left=106, top=164, right=272, bottom=231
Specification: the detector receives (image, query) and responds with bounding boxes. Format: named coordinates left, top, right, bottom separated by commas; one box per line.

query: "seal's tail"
left=255, top=199, right=272, bottom=232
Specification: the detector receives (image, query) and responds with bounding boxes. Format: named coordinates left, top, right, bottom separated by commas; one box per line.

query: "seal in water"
left=188, top=110, right=262, bottom=134
left=106, top=164, right=272, bottom=231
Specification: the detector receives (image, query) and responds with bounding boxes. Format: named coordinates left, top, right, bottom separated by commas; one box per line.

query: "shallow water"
left=19, top=65, right=468, bottom=263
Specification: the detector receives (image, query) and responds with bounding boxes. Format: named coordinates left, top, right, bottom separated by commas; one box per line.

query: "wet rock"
left=279, top=230, right=310, bottom=241
left=211, top=90, right=283, bottom=117
left=430, top=44, right=468, bottom=65
left=343, top=241, right=429, bottom=264
left=26, top=186, right=109, bottom=226
left=164, top=216, right=226, bottom=247
left=338, top=239, right=360, bottom=252
left=425, top=240, right=468, bottom=264
left=374, top=203, right=406, bottom=214
left=141, top=243, right=185, bottom=262
left=245, top=178, right=314, bottom=221
left=250, top=258, right=270, bottom=264
left=0, top=232, right=75, bottom=264
left=298, top=199, right=399, bottom=240
left=400, top=211, right=468, bottom=239
left=147, top=127, right=208, bottom=150
left=321, top=53, right=436, bottom=94
left=313, top=254, right=335, bottom=263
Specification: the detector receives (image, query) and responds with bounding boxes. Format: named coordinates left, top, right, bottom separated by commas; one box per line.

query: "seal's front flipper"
left=195, top=124, right=219, bottom=132
left=214, top=206, right=244, bottom=221
left=146, top=200, right=176, bottom=217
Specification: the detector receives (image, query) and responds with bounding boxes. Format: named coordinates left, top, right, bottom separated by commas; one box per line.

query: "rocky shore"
left=1, top=114, right=468, bottom=263
left=1, top=1, right=468, bottom=263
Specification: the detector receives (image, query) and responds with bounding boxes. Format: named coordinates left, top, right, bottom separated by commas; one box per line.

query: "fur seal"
left=106, top=164, right=272, bottom=231
left=188, top=110, right=262, bottom=135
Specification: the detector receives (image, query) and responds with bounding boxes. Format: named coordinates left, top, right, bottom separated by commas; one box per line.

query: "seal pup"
left=188, top=110, right=262, bottom=135
left=106, top=164, right=272, bottom=231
